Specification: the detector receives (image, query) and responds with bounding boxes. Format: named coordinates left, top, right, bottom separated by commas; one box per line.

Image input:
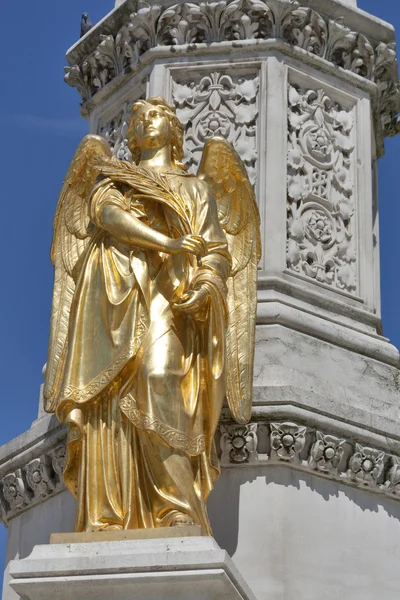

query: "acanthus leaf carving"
left=281, top=6, right=327, bottom=56
left=129, top=3, right=162, bottom=51
left=325, top=20, right=374, bottom=79
left=373, top=42, right=400, bottom=138
left=158, top=0, right=273, bottom=45
left=64, top=0, right=400, bottom=142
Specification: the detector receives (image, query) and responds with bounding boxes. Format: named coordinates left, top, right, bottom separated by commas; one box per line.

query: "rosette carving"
left=270, top=422, right=306, bottom=462
left=25, top=457, right=55, bottom=499
left=2, top=421, right=400, bottom=523
left=347, top=444, right=385, bottom=486
left=308, top=431, right=345, bottom=474
left=220, top=423, right=258, bottom=464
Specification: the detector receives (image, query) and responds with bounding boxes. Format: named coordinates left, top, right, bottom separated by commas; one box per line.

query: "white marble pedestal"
left=8, top=536, right=257, bottom=600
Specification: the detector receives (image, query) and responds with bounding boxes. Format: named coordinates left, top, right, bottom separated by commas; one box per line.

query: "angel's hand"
left=172, top=287, right=209, bottom=317
left=167, top=235, right=207, bottom=257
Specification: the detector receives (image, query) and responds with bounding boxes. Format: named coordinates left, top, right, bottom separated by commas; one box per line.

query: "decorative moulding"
left=64, top=0, right=400, bottom=142
left=3, top=416, right=400, bottom=525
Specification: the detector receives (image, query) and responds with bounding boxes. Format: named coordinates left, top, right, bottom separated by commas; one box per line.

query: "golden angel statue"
left=43, top=97, right=261, bottom=534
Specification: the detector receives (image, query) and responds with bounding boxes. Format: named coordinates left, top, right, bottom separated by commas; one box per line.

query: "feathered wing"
left=198, top=137, right=261, bottom=424
left=43, top=135, right=112, bottom=412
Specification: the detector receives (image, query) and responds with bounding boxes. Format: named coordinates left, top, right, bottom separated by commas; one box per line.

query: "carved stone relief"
left=1, top=421, right=400, bottom=523
left=383, top=457, right=400, bottom=496
left=220, top=423, right=258, bottom=465
left=97, top=101, right=133, bottom=161
left=308, top=431, right=345, bottom=475
left=65, top=0, right=400, bottom=140
left=286, top=84, right=357, bottom=294
left=347, top=443, right=385, bottom=485
left=1, top=470, right=31, bottom=513
left=172, top=71, right=259, bottom=184
left=270, top=421, right=306, bottom=463
left=25, top=457, right=55, bottom=499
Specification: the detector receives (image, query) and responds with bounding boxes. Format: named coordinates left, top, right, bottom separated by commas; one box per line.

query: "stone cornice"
left=2, top=413, right=400, bottom=525
left=64, top=0, right=400, bottom=141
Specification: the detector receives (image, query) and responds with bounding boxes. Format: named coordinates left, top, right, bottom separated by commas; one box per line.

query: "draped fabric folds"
left=54, top=170, right=230, bottom=533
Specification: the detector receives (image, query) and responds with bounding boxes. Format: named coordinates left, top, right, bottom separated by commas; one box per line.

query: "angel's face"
left=130, top=105, right=172, bottom=152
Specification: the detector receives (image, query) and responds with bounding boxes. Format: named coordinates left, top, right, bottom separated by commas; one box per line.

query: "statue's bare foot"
left=170, top=513, right=196, bottom=527
left=100, top=524, right=123, bottom=531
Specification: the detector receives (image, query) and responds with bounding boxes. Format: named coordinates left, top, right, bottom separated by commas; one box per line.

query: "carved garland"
left=1, top=421, right=400, bottom=524
left=65, top=0, right=400, bottom=137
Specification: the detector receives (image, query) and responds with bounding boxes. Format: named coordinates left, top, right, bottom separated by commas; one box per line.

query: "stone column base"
left=8, top=536, right=257, bottom=600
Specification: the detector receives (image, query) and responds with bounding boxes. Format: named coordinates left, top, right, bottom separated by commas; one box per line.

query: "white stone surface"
left=6, top=467, right=400, bottom=600
left=337, top=0, right=357, bottom=6
left=2, top=491, right=76, bottom=600
left=208, top=466, right=400, bottom=600
left=8, top=537, right=257, bottom=600
left=253, top=324, right=400, bottom=440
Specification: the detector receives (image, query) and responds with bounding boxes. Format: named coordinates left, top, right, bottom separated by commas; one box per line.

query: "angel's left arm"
left=193, top=179, right=231, bottom=284
left=185, top=179, right=231, bottom=310
left=174, top=179, right=230, bottom=318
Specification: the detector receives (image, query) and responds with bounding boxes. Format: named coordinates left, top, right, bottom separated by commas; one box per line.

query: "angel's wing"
left=198, top=137, right=261, bottom=424
left=43, top=135, right=111, bottom=412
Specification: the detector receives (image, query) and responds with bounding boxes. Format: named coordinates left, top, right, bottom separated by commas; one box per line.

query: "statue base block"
left=50, top=524, right=207, bottom=543
left=8, top=536, right=257, bottom=600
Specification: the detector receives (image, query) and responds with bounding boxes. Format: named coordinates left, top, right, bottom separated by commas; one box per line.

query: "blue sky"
left=0, top=0, right=399, bottom=584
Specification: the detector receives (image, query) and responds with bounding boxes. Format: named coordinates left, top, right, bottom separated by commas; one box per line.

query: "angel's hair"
left=126, top=97, right=187, bottom=170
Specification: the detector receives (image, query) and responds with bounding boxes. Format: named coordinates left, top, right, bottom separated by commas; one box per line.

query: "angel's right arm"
left=101, top=204, right=176, bottom=254
left=90, top=179, right=204, bottom=256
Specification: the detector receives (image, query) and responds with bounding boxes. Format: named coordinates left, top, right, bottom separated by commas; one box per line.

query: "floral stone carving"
left=270, top=422, right=306, bottom=462
left=1, top=470, right=31, bottom=512
left=64, top=0, right=400, bottom=141
left=25, top=457, right=55, bottom=499
left=347, top=443, right=386, bottom=486
left=172, top=71, right=259, bottom=184
left=98, top=101, right=133, bottom=161
left=308, top=431, right=345, bottom=474
left=220, top=423, right=258, bottom=464
left=50, top=445, right=67, bottom=482
left=286, top=84, right=356, bottom=293
left=2, top=420, right=400, bottom=523
left=383, top=457, right=400, bottom=496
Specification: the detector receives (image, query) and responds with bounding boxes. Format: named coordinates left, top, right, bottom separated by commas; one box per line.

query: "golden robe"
left=55, top=168, right=230, bottom=533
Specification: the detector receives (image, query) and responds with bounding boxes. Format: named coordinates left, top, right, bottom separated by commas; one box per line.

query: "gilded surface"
left=44, top=98, right=261, bottom=533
